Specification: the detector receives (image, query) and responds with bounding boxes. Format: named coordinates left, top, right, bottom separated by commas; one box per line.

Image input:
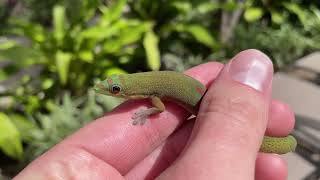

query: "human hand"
left=14, top=49, right=295, bottom=180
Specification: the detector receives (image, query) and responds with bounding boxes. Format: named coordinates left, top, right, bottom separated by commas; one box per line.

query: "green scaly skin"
left=94, top=71, right=297, bottom=154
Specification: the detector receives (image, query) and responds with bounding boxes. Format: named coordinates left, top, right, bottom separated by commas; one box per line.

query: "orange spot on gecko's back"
left=196, top=86, right=206, bottom=95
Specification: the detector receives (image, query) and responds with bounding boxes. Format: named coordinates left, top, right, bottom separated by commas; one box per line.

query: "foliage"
left=230, top=24, right=315, bottom=69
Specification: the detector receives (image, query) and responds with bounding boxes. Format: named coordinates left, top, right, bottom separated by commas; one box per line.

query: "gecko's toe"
left=132, top=108, right=149, bottom=126
left=132, top=119, right=139, bottom=125
left=133, top=108, right=146, bottom=115
left=132, top=117, right=147, bottom=126
left=132, top=114, right=146, bottom=126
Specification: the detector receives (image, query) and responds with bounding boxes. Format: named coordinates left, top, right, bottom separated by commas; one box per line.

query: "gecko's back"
left=119, top=71, right=206, bottom=108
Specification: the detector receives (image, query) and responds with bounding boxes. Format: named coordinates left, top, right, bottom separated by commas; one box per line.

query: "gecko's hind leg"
left=131, top=96, right=165, bottom=126
left=132, top=107, right=161, bottom=125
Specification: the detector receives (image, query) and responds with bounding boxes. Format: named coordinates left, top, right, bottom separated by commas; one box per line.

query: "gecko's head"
left=94, top=74, right=125, bottom=97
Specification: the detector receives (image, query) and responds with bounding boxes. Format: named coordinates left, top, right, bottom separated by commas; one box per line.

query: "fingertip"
left=267, top=100, right=295, bottom=136
left=255, top=153, right=288, bottom=180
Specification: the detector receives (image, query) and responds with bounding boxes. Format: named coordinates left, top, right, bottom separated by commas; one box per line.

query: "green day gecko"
left=94, top=71, right=297, bottom=154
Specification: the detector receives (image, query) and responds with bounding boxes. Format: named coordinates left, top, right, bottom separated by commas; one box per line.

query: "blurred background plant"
left=0, top=0, right=320, bottom=177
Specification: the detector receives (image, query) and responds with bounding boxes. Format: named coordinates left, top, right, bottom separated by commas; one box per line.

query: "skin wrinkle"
left=191, top=80, right=269, bottom=158
left=201, top=94, right=265, bottom=137
left=37, top=147, right=123, bottom=180
left=140, top=119, right=166, bottom=152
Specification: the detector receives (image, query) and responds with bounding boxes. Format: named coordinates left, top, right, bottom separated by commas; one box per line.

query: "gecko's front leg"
left=132, top=96, right=165, bottom=125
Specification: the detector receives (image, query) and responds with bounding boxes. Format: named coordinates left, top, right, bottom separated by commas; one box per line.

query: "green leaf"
left=42, top=78, right=54, bottom=90
left=271, top=11, right=284, bottom=24
left=10, top=114, right=37, bottom=142
left=171, top=1, right=192, bottom=13
left=26, top=96, right=40, bottom=114
left=104, top=67, right=127, bottom=77
left=143, top=30, right=161, bottom=71
left=0, top=113, right=23, bottom=160
left=78, top=50, right=93, bottom=63
left=196, top=2, right=219, bottom=14
left=244, top=7, right=263, bottom=22
left=55, top=51, right=72, bottom=85
left=0, top=45, right=43, bottom=66
left=176, top=24, right=216, bottom=48
left=9, top=20, right=46, bottom=43
left=103, top=22, right=151, bottom=53
left=0, top=40, right=17, bottom=50
left=100, top=0, right=127, bottom=25
left=53, top=5, right=66, bottom=44
left=118, top=22, right=152, bottom=45
left=283, top=3, right=307, bottom=26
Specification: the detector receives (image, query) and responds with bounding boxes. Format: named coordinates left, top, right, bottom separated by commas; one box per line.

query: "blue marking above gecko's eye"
left=110, top=84, right=121, bottom=94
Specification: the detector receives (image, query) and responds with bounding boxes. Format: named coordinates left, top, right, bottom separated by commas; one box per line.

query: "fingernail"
left=228, top=51, right=273, bottom=92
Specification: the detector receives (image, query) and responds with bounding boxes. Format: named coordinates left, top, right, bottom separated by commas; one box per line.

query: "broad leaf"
left=143, top=30, right=161, bottom=71
left=100, top=0, right=127, bottom=26
left=53, top=5, right=66, bottom=44
left=104, top=67, right=127, bottom=77
left=10, top=114, right=37, bottom=142
left=283, top=3, right=307, bottom=26
left=55, top=51, right=72, bottom=85
left=176, top=24, right=216, bottom=48
left=0, top=113, right=23, bottom=160
left=244, top=7, right=263, bottom=22
left=0, top=45, right=43, bottom=66
left=271, top=11, right=284, bottom=24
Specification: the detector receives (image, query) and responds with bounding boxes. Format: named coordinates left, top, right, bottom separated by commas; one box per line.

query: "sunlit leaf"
left=78, top=50, right=93, bottom=63
left=26, top=96, right=40, bottom=114
left=271, top=11, right=284, bottom=24
left=103, top=22, right=151, bottom=53
left=100, top=0, right=127, bottom=26
left=196, top=2, right=219, bottom=14
left=55, top=51, right=72, bottom=85
left=244, top=7, right=263, bottom=22
left=143, top=30, right=161, bottom=71
left=10, top=114, right=37, bottom=142
left=0, top=45, right=43, bottom=66
left=222, top=1, right=238, bottom=11
left=118, top=22, right=151, bottom=45
left=283, top=3, right=307, bottom=26
left=9, top=19, right=46, bottom=43
left=104, top=67, right=127, bottom=77
left=53, top=5, right=66, bottom=44
left=176, top=24, right=216, bottom=48
left=42, top=78, right=54, bottom=90
left=0, top=40, right=17, bottom=50
left=171, top=1, right=192, bottom=13
left=0, top=113, right=23, bottom=160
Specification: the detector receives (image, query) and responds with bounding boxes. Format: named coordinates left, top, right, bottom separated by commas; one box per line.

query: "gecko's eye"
left=110, top=84, right=121, bottom=94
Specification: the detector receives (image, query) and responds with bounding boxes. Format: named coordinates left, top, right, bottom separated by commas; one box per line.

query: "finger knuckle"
left=202, top=95, right=260, bottom=128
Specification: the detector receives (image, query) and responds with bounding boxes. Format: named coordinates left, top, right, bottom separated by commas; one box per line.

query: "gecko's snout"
left=93, top=82, right=104, bottom=93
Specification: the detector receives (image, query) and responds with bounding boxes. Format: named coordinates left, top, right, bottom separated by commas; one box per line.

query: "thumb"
left=159, top=49, right=273, bottom=179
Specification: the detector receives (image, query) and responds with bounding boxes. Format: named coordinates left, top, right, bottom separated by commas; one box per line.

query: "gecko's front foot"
left=132, top=108, right=148, bottom=125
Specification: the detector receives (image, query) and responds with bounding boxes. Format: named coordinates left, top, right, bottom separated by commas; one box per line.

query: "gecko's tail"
left=260, top=135, right=297, bottom=154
